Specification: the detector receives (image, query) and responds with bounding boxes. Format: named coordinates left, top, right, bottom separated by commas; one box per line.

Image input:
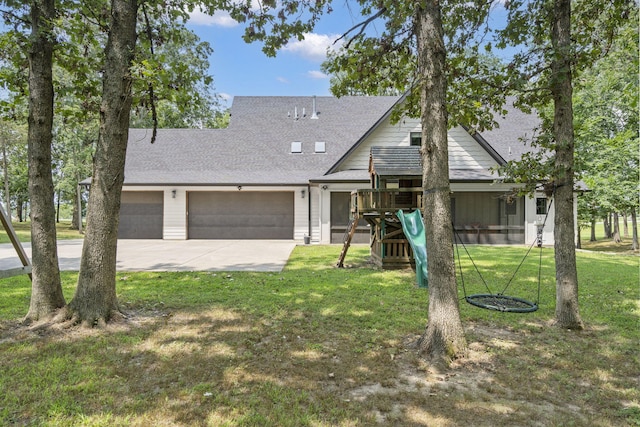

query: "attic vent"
left=291, top=141, right=302, bottom=153
left=315, top=141, right=326, bottom=153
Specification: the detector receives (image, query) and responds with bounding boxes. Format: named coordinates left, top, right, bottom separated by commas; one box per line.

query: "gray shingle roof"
left=123, top=96, right=399, bottom=185
left=370, top=146, right=422, bottom=176
left=122, top=95, right=538, bottom=186
left=475, top=98, right=542, bottom=162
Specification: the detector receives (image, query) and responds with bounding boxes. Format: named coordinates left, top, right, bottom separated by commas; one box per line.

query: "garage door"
left=188, top=191, right=294, bottom=239
left=118, top=191, right=163, bottom=239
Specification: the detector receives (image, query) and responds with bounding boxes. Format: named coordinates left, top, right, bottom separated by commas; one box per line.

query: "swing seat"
left=465, top=294, right=538, bottom=313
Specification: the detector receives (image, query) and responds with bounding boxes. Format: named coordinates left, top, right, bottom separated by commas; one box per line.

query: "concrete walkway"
left=0, top=239, right=298, bottom=272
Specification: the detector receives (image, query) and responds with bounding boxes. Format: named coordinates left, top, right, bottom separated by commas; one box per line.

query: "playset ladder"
left=0, top=205, right=32, bottom=280
left=336, top=215, right=359, bottom=268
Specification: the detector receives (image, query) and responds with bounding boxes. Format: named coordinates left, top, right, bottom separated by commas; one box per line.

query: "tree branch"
left=334, top=7, right=387, bottom=48
left=141, top=3, right=157, bottom=144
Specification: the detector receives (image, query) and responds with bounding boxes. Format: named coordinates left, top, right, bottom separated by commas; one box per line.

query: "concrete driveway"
left=0, top=239, right=298, bottom=272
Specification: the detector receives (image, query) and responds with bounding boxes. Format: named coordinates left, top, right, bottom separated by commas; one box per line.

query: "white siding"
left=336, top=116, right=499, bottom=172
left=310, top=186, right=321, bottom=243
left=164, top=189, right=187, bottom=239
left=293, top=187, right=310, bottom=241
left=337, top=116, right=421, bottom=171
left=448, top=126, right=498, bottom=170
left=524, top=193, right=555, bottom=245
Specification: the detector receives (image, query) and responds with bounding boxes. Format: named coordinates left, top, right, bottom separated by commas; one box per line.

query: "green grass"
left=0, top=245, right=638, bottom=426
left=0, top=221, right=84, bottom=244
left=580, top=221, right=639, bottom=254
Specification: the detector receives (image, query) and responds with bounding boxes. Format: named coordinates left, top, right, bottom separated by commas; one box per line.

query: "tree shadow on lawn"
left=0, top=246, right=638, bottom=425
left=2, top=305, right=637, bottom=426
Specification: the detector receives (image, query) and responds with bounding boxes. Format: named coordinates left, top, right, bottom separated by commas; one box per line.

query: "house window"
left=315, top=141, right=326, bottom=153
left=505, top=199, right=517, bottom=215
left=291, top=141, right=302, bottom=153
left=410, top=131, right=422, bottom=146
left=536, top=198, right=547, bottom=215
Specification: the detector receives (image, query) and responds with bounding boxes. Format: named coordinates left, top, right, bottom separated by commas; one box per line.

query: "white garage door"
left=188, top=191, right=294, bottom=239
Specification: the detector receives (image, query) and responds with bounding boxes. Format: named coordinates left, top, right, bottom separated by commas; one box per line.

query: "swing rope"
left=454, top=199, right=553, bottom=313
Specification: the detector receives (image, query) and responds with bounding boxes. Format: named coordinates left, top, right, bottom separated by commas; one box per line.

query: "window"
left=536, top=198, right=547, bottom=215
left=315, top=141, right=326, bottom=153
left=410, top=131, right=422, bottom=146
left=386, top=179, right=399, bottom=189
left=291, top=141, right=302, bottom=153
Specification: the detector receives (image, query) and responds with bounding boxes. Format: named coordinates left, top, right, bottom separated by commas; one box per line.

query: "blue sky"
left=187, top=2, right=368, bottom=103
left=187, top=3, right=510, bottom=105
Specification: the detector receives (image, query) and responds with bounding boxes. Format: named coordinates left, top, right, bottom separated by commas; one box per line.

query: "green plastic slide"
left=397, top=209, right=428, bottom=288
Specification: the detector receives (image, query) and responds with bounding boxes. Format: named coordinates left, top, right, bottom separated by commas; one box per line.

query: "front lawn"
left=0, top=245, right=637, bottom=426
left=0, top=221, right=84, bottom=244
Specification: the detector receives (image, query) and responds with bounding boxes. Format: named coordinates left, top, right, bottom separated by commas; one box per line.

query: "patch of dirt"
left=345, top=324, right=588, bottom=426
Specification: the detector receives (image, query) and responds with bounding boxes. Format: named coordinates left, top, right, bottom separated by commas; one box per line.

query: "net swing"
left=454, top=199, right=553, bottom=313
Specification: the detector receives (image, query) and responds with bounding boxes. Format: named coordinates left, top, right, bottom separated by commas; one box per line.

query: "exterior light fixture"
left=171, top=189, right=177, bottom=198
left=237, top=185, right=242, bottom=191
left=301, top=189, right=306, bottom=198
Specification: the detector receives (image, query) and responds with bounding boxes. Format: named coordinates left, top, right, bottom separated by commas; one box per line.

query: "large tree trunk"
left=415, top=0, right=467, bottom=366
left=550, top=0, right=583, bottom=330
left=612, top=212, right=621, bottom=243
left=24, top=0, right=65, bottom=323
left=589, top=218, right=596, bottom=241
left=67, top=0, right=137, bottom=326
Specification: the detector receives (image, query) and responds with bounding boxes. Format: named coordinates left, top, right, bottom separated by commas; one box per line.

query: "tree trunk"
left=576, top=226, right=581, bottom=249
left=24, top=0, right=65, bottom=323
left=16, top=198, right=23, bottom=222
left=70, top=197, right=79, bottom=230
left=415, top=0, right=467, bottom=366
left=2, top=139, right=10, bottom=219
left=612, top=212, right=621, bottom=243
left=631, top=210, right=638, bottom=250
left=550, top=0, right=583, bottom=330
left=589, top=218, right=596, bottom=241
left=623, top=212, right=629, bottom=238
left=67, top=0, right=138, bottom=326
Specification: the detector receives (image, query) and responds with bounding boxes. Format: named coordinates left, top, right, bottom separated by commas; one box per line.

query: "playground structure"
left=336, top=145, right=529, bottom=270
left=336, top=188, right=423, bottom=271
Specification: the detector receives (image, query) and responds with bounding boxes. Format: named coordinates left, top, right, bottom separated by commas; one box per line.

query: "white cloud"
left=306, top=70, right=328, bottom=80
left=189, top=9, right=238, bottom=27
left=282, top=33, right=343, bottom=62
left=277, top=77, right=290, bottom=84
left=218, top=92, right=232, bottom=102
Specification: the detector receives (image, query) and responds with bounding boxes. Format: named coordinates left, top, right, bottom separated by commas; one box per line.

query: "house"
left=116, top=95, right=556, bottom=251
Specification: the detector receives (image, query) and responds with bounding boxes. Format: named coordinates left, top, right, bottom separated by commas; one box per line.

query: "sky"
left=186, top=3, right=365, bottom=103
left=187, top=3, right=511, bottom=105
